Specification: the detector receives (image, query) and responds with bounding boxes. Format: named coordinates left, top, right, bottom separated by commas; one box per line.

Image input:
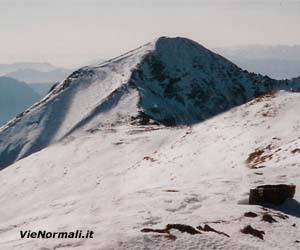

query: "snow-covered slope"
left=0, top=77, right=40, bottom=126
left=1, top=37, right=300, bottom=170
left=0, top=41, right=153, bottom=169
left=0, top=91, right=299, bottom=250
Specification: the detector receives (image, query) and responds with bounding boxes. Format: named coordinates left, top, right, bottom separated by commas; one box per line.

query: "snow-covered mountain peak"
left=0, top=37, right=300, bottom=169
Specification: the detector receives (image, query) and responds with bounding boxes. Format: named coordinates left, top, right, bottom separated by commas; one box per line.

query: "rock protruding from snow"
left=249, top=184, right=296, bottom=205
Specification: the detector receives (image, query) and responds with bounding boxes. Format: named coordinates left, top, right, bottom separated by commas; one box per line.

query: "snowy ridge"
left=0, top=37, right=300, bottom=170
left=0, top=41, right=155, bottom=168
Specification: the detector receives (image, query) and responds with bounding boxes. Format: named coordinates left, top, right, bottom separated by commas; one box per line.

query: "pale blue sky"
left=0, top=0, right=299, bottom=67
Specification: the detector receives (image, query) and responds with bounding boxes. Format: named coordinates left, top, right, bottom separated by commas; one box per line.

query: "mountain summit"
left=0, top=37, right=299, bottom=169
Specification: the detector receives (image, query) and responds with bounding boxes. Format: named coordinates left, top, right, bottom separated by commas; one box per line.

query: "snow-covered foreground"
left=0, top=91, right=299, bottom=249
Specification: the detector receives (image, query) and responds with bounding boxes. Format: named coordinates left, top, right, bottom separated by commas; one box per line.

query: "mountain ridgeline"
left=0, top=37, right=300, bottom=169
left=128, top=39, right=299, bottom=125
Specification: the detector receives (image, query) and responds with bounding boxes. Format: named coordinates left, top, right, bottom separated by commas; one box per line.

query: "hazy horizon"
left=1, top=0, right=300, bottom=68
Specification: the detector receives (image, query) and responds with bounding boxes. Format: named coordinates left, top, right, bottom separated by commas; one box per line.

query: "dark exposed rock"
left=163, top=189, right=179, bottom=192
left=141, top=228, right=167, bottom=234
left=262, top=209, right=289, bottom=220
left=130, top=111, right=159, bottom=126
left=249, top=184, right=296, bottom=205
left=252, top=165, right=267, bottom=169
left=244, top=212, right=258, bottom=218
left=273, top=212, right=289, bottom=220
left=160, top=117, right=177, bottom=126
left=141, top=223, right=201, bottom=238
left=143, top=156, right=156, bottom=162
left=262, top=213, right=277, bottom=223
left=166, top=224, right=201, bottom=235
left=246, top=149, right=265, bottom=164
left=254, top=172, right=263, bottom=175
left=197, top=224, right=230, bottom=237
left=291, top=148, right=300, bottom=154
left=48, top=83, right=59, bottom=93
left=241, top=225, right=265, bottom=240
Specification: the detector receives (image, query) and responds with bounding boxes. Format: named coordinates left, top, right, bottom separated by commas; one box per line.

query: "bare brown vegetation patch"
left=291, top=148, right=300, bottom=154
left=246, top=143, right=281, bottom=168
left=244, top=212, right=258, bottom=218
left=143, top=156, right=156, bottom=162
left=241, top=225, right=265, bottom=240
left=163, top=189, right=179, bottom=193
left=250, top=91, right=277, bottom=105
left=246, top=148, right=273, bottom=168
left=262, top=213, right=277, bottom=223
left=141, top=223, right=201, bottom=240
left=197, top=224, right=230, bottom=238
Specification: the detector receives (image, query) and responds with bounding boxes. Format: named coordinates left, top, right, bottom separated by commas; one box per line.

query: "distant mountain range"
left=215, top=45, right=300, bottom=79
left=0, top=63, right=70, bottom=126
left=28, top=82, right=57, bottom=96
left=0, top=62, right=72, bottom=96
left=0, top=62, right=58, bottom=75
left=5, top=68, right=72, bottom=84
left=0, top=77, right=40, bottom=126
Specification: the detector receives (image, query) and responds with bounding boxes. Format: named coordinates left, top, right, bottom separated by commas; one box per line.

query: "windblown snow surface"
left=0, top=37, right=300, bottom=249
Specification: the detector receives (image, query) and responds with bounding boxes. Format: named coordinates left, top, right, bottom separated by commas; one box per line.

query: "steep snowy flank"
left=1, top=37, right=300, bottom=169
left=0, top=42, right=154, bottom=169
